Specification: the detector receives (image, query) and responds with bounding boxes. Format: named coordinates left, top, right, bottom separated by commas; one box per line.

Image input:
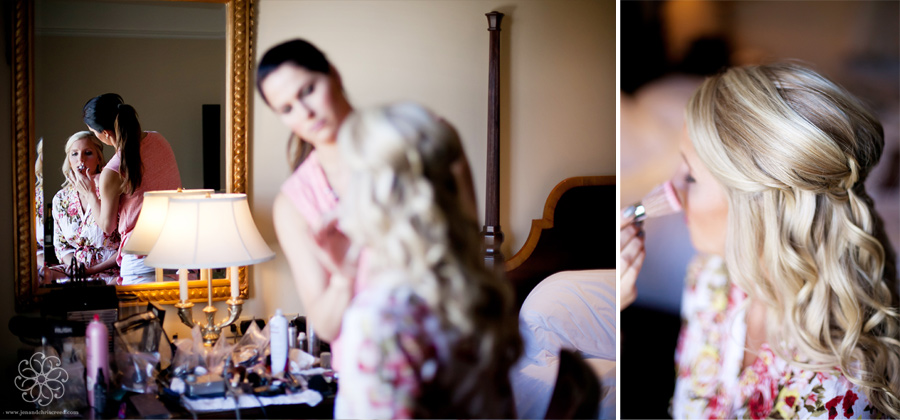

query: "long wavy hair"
left=337, top=102, right=522, bottom=417
left=687, top=62, right=900, bottom=416
left=60, top=131, right=105, bottom=188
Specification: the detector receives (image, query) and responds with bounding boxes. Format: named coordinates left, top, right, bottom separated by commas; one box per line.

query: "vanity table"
left=8, top=288, right=336, bottom=420
left=157, top=395, right=335, bottom=419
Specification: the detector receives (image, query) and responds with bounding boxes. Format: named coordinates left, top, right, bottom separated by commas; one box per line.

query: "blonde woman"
left=50, top=131, right=120, bottom=283
left=621, top=63, right=900, bottom=418
left=331, top=102, right=521, bottom=418
left=35, top=138, right=44, bottom=273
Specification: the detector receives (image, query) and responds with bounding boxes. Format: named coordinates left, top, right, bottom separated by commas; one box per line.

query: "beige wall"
left=245, top=0, right=616, bottom=318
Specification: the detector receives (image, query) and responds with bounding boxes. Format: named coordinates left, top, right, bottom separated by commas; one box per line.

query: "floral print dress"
left=51, top=185, right=120, bottom=282
left=672, top=254, right=884, bottom=419
left=335, top=279, right=452, bottom=419
left=36, top=182, right=44, bottom=256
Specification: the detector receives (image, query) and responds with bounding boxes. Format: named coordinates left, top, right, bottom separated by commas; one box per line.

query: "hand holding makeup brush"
left=72, top=165, right=98, bottom=197
left=620, top=180, right=683, bottom=310
left=620, top=211, right=645, bottom=311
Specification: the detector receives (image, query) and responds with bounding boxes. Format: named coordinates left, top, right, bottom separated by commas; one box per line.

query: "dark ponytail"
left=257, top=39, right=331, bottom=170
left=83, top=93, right=143, bottom=194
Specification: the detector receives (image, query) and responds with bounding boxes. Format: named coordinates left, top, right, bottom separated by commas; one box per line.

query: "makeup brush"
left=623, top=180, right=682, bottom=222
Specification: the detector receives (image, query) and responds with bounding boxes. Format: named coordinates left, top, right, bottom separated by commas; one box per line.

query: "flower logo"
left=14, top=352, right=68, bottom=406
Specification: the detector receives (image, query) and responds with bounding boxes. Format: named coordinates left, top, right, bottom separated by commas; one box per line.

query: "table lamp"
left=145, top=193, right=274, bottom=346
left=122, top=189, right=214, bottom=282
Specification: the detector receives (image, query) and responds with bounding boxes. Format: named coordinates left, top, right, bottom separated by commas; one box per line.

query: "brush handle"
left=622, top=203, right=647, bottom=223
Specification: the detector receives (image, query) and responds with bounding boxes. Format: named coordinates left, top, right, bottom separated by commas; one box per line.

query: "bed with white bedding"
left=511, top=269, right=616, bottom=419
left=487, top=175, right=615, bottom=419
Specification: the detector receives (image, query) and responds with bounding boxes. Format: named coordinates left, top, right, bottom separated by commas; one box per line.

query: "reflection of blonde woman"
left=622, top=64, right=900, bottom=418
left=35, top=138, right=44, bottom=271
left=49, top=131, right=120, bottom=283
left=333, top=103, right=521, bottom=418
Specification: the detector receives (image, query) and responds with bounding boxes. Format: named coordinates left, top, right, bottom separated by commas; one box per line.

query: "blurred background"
left=620, top=1, right=899, bottom=418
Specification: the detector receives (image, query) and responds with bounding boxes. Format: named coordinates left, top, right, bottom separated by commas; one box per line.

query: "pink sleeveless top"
left=281, top=150, right=370, bottom=369
left=105, top=131, right=181, bottom=264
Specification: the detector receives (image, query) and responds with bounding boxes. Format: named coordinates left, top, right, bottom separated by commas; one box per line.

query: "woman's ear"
left=96, top=129, right=114, bottom=143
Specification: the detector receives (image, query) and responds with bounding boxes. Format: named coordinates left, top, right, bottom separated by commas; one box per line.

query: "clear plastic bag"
left=170, top=327, right=205, bottom=377
left=113, top=310, right=173, bottom=394
left=52, top=339, right=88, bottom=411
left=231, top=319, right=269, bottom=369
left=205, top=330, right=232, bottom=377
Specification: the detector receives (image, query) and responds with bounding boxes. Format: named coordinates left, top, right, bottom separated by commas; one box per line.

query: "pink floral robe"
left=335, top=280, right=449, bottom=419
left=51, top=185, right=120, bottom=282
left=672, top=255, right=884, bottom=419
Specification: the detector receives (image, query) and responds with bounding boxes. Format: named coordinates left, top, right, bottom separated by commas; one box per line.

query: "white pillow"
left=519, top=269, right=616, bottom=361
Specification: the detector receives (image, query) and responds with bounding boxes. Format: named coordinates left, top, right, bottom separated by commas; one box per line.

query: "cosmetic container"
left=269, top=309, right=288, bottom=377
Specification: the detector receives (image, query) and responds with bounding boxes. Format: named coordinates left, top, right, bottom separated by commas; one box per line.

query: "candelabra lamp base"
left=175, top=298, right=243, bottom=346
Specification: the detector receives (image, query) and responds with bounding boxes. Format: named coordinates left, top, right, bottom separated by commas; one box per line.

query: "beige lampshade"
left=144, top=193, right=275, bottom=269
left=122, top=189, right=214, bottom=255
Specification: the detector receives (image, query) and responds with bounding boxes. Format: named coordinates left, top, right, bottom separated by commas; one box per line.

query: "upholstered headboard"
left=504, top=176, right=616, bottom=309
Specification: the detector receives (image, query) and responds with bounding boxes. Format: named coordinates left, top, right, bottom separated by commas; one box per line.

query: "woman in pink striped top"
left=74, top=93, right=181, bottom=284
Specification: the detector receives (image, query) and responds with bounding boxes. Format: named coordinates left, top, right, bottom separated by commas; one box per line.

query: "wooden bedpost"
left=483, top=11, right=504, bottom=270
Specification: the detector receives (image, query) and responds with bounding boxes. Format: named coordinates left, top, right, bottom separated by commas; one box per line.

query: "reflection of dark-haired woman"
left=74, top=93, right=182, bottom=285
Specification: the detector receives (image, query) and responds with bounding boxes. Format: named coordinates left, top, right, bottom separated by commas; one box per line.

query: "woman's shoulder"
left=280, top=150, right=337, bottom=228
left=680, top=254, right=741, bottom=319
left=347, top=281, right=442, bottom=341
left=284, top=150, right=323, bottom=186
left=141, top=131, right=175, bottom=151
left=51, top=185, right=75, bottom=207
left=143, top=131, right=163, bottom=140
left=350, top=282, right=432, bottom=319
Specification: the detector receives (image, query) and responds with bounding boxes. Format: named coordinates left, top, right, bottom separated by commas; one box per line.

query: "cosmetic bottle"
left=93, top=369, right=107, bottom=414
left=287, top=325, right=298, bottom=349
left=269, top=309, right=288, bottom=377
left=297, top=332, right=308, bottom=354
left=86, top=314, right=109, bottom=409
left=307, top=324, right=321, bottom=357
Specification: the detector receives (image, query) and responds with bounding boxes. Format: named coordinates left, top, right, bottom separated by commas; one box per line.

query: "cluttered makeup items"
left=10, top=287, right=333, bottom=418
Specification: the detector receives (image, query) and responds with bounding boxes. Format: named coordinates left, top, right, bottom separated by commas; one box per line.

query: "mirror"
left=12, top=0, right=254, bottom=309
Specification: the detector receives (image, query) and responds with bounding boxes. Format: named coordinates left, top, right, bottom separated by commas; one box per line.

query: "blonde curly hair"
left=687, top=62, right=900, bottom=416
left=337, top=102, right=522, bottom=417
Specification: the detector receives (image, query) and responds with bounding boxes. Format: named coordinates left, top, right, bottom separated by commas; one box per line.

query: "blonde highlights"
left=35, top=138, right=43, bottom=189
left=337, top=102, right=521, bottom=417
left=687, top=63, right=900, bottom=416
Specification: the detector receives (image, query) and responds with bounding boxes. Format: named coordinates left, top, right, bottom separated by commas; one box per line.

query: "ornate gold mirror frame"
left=11, top=0, right=255, bottom=311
